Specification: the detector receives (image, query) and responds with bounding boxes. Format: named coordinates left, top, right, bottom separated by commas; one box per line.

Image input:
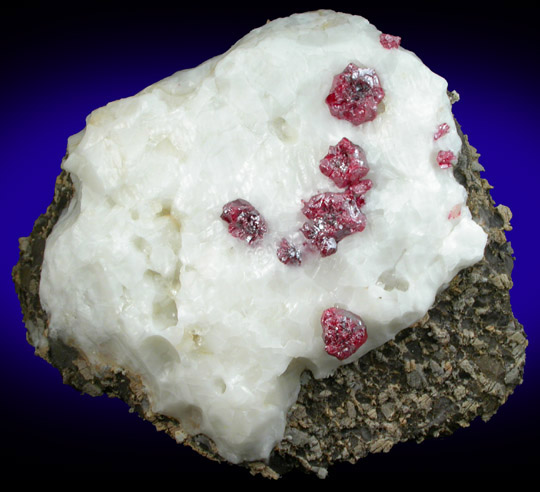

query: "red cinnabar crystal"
left=277, top=238, right=302, bottom=265
left=300, top=222, right=338, bottom=257
left=434, top=123, right=450, bottom=140
left=379, top=33, right=401, bottom=49
left=437, top=150, right=457, bottom=169
left=321, top=307, right=367, bottom=360
left=319, top=137, right=369, bottom=188
left=221, top=199, right=267, bottom=245
left=301, top=190, right=367, bottom=257
left=326, top=63, right=385, bottom=126
left=348, top=179, right=373, bottom=208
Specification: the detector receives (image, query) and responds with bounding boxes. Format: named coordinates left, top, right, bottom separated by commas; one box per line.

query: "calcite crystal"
left=13, top=10, right=525, bottom=479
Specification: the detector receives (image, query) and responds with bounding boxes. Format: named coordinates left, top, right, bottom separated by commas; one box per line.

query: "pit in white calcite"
left=39, top=10, right=488, bottom=464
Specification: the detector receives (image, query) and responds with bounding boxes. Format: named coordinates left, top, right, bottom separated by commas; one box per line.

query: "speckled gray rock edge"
left=12, top=108, right=526, bottom=479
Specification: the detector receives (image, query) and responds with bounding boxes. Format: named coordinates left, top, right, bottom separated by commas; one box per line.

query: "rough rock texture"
left=12, top=98, right=526, bottom=478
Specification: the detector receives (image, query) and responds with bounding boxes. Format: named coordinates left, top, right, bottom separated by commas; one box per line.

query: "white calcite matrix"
left=39, top=11, right=488, bottom=464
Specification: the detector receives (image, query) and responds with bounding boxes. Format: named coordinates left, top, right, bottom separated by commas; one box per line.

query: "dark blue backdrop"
left=2, top=2, right=537, bottom=478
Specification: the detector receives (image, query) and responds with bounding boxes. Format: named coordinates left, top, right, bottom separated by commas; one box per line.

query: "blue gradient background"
left=2, top=3, right=538, bottom=478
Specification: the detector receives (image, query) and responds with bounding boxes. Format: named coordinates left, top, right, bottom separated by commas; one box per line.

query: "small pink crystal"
left=221, top=199, right=267, bottom=245
left=319, top=137, right=369, bottom=188
left=379, top=33, right=401, bottom=49
left=325, top=63, right=385, bottom=126
left=448, top=204, right=462, bottom=220
left=321, top=307, right=368, bottom=360
left=437, top=150, right=457, bottom=169
left=434, top=122, right=450, bottom=140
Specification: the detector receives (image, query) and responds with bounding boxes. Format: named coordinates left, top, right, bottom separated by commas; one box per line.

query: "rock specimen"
left=12, top=10, right=526, bottom=478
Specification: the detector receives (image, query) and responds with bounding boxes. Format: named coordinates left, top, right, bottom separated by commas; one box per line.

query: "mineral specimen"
left=379, top=33, right=402, bottom=50
left=434, top=122, right=451, bottom=140
left=277, top=238, right=302, bottom=266
left=325, top=63, right=385, bottom=125
left=321, top=307, right=368, bottom=360
left=319, top=137, right=370, bottom=189
left=12, top=10, right=525, bottom=479
left=437, top=150, right=458, bottom=169
left=300, top=190, right=368, bottom=257
left=221, top=198, right=268, bottom=244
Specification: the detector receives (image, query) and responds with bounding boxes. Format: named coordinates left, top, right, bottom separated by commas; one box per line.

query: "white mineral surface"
left=39, top=10, right=488, bottom=463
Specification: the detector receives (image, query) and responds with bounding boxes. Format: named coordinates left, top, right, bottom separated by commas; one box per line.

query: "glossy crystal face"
left=221, top=198, right=268, bottom=245
left=321, top=307, right=368, bottom=360
left=319, top=137, right=370, bottom=189
left=325, top=63, right=385, bottom=125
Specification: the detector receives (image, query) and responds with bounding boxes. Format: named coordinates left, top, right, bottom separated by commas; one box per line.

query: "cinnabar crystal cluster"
left=325, top=63, right=385, bottom=126
left=320, top=307, right=368, bottom=360
left=220, top=199, right=267, bottom=245
left=299, top=136, right=372, bottom=258
left=220, top=62, right=391, bottom=360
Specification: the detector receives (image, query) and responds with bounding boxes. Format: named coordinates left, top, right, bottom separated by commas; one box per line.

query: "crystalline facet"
left=325, top=63, right=385, bottom=125
left=221, top=199, right=267, bottom=245
left=379, top=33, right=401, bottom=49
left=319, top=137, right=370, bottom=189
left=321, top=307, right=368, bottom=360
left=437, top=150, right=457, bottom=169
